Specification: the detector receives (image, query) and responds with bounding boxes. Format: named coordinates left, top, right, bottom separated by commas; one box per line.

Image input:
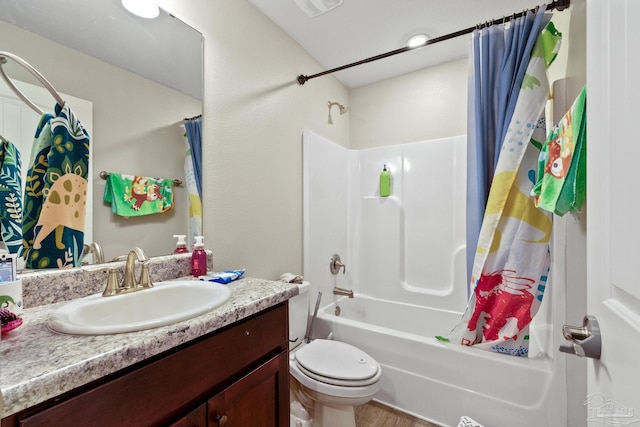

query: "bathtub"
left=314, top=294, right=565, bottom=427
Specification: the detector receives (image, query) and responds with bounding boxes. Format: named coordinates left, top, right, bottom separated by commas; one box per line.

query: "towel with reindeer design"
left=21, top=103, right=90, bottom=269
left=104, top=173, right=173, bottom=217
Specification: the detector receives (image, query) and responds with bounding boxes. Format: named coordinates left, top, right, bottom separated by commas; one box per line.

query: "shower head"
left=327, top=101, right=348, bottom=124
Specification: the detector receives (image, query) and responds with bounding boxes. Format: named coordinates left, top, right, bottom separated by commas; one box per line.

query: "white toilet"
left=288, top=281, right=381, bottom=427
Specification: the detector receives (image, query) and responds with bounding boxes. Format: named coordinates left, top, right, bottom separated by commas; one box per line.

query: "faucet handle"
left=138, top=260, right=154, bottom=289
left=330, top=254, right=346, bottom=275
left=87, top=266, right=120, bottom=297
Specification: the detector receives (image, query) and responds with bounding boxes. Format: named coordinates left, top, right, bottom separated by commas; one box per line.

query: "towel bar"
left=99, top=171, right=182, bottom=187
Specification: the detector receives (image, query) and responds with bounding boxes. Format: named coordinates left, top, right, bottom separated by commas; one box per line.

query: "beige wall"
left=350, top=58, right=467, bottom=149
left=0, top=21, right=201, bottom=260
left=156, top=0, right=349, bottom=279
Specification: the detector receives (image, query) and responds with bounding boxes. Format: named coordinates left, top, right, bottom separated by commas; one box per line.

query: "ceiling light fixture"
left=407, top=34, right=430, bottom=49
left=121, top=0, right=160, bottom=19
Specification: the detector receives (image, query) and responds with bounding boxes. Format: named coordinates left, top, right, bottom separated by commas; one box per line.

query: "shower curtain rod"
left=296, top=0, right=570, bottom=86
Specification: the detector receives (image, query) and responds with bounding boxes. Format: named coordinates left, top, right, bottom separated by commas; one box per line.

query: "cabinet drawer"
left=13, top=303, right=288, bottom=427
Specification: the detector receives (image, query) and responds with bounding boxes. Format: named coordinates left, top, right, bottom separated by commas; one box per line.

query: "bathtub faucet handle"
left=330, top=254, right=346, bottom=275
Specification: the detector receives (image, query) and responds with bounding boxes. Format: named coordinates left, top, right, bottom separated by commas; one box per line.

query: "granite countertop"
left=0, top=275, right=298, bottom=418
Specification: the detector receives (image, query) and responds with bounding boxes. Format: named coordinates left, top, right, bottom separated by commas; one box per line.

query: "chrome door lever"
left=559, top=314, right=601, bottom=359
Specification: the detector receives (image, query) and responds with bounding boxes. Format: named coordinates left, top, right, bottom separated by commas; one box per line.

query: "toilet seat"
left=294, top=339, right=380, bottom=387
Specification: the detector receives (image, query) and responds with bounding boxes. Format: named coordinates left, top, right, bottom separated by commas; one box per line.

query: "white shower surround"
left=302, top=130, right=567, bottom=426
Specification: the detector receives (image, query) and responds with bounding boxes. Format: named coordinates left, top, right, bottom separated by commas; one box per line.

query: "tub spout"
left=333, top=287, right=354, bottom=298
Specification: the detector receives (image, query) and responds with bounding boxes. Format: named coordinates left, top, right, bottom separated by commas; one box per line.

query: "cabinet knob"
left=215, top=414, right=228, bottom=426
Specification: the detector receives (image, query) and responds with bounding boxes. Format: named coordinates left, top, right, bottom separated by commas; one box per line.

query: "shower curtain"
left=466, top=6, right=549, bottom=284
left=438, top=18, right=561, bottom=356
left=184, top=116, right=202, bottom=243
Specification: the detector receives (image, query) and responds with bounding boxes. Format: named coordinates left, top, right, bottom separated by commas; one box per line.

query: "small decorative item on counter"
left=0, top=280, right=22, bottom=314
left=200, top=269, right=246, bottom=284
left=173, top=234, right=189, bottom=254
left=191, top=235, right=207, bottom=277
left=0, top=295, right=22, bottom=334
left=380, top=165, right=391, bottom=197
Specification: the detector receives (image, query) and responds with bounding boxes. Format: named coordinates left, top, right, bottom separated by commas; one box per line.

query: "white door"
left=586, top=0, right=640, bottom=425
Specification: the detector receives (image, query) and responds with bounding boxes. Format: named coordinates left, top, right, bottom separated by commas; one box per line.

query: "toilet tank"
left=289, top=281, right=310, bottom=351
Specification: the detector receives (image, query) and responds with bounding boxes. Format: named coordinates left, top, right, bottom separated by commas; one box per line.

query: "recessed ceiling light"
left=407, top=34, right=429, bottom=48
left=122, top=0, right=160, bottom=19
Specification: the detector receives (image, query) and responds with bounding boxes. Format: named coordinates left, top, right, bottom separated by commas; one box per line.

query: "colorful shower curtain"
left=21, top=103, right=90, bottom=269
left=466, top=6, right=549, bottom=286
left=437, top=21, right=561, bottom=356
left=183, top=116, right=202, bottom=244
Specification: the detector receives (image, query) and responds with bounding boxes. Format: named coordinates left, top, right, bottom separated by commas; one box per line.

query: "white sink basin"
left=48, top=280, right=232, bottom=335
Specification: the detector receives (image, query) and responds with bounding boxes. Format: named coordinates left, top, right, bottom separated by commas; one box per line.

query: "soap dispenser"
left=191, top=236, right=207, bottom=277
left=380, top=165, right=391, bottom=197
left=173, top=235, right=189, bottom=254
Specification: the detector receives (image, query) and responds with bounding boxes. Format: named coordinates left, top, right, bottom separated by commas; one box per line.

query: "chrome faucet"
left=82, top=242, right=104, bottom=264
left=91, top=247, right=154, bottom=297
left=333, top=287, right=354, bottom=298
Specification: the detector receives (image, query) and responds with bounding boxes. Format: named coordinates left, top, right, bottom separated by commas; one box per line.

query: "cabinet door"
left=168, top=404, right=207, bottom=427
left=208, top=351, right=289, bottom=427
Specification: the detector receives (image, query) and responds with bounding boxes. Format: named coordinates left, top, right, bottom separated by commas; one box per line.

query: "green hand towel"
left=104, top=173, right=174, bottom=217
left=531, top=86, right=586, bottom=216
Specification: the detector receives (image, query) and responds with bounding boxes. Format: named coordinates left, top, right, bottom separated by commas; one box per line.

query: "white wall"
left=302, top=131, right=349, bottom=298
left=0, top=21, right=201, bottom=260
left=156, top=0, right=350, bottom=279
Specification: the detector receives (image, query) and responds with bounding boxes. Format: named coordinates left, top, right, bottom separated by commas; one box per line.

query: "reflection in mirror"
left=0, top=0, right=203, bottom=268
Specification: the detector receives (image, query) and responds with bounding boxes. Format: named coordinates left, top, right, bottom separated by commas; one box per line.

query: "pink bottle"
left=191, top=236, right=207, bottom=276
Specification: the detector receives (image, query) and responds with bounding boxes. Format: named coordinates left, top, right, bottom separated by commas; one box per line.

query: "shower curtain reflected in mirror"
left=184, top=116, right=202, bottom=245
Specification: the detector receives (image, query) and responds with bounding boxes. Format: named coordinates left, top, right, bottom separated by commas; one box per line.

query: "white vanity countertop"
left=0, top=276, right=298, bottom=418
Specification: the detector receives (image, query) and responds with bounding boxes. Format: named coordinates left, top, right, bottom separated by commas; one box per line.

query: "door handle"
left=215, top=414, right=228, bottom=427
left=559, top=314, right=601, bottom=359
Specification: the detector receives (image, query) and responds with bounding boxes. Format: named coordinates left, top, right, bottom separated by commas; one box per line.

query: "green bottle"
left=380, top=165, right=391, bottom=197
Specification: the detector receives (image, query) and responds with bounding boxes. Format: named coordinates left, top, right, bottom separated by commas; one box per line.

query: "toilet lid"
left=294, top=339, right=379, bottom=385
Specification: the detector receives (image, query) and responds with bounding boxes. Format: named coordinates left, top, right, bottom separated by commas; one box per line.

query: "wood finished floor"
left=355, top=401, right=440, bottom=427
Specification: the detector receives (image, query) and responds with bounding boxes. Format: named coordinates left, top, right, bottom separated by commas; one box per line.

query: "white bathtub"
left=315, top=294, right=565, bottom=427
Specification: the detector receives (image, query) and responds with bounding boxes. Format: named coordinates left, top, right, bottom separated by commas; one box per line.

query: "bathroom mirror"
left=0, top=0, right=203, bottom=265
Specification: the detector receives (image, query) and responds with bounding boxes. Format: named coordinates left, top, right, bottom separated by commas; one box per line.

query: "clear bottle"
left=173, top=235, right=189, bottom=254
left=191, top=236, right=207, bottom=276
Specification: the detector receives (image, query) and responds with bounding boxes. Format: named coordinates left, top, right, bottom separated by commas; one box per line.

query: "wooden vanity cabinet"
left=2, top=303, right=290, bottom=427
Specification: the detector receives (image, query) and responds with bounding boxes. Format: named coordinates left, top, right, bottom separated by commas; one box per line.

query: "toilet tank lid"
left=297, top=281, right=310, bottom=293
